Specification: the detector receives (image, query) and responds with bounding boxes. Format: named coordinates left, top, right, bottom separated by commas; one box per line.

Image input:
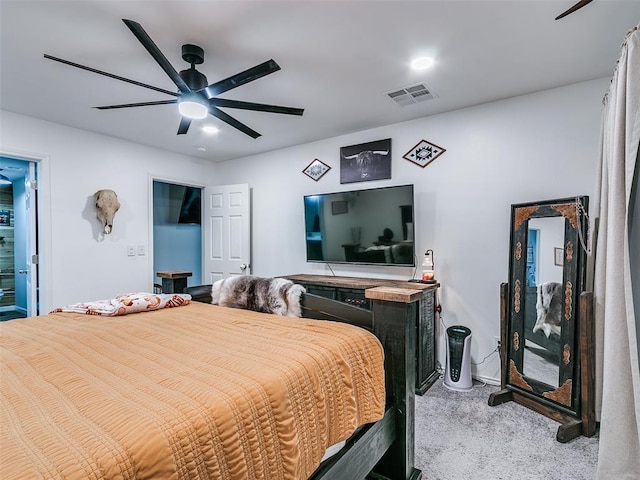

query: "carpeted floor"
left=415, top=378, right=599, bottom=480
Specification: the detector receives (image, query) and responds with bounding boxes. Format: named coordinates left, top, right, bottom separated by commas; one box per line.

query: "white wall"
left=529, top=217, right=565, bottom=286
left=0, top=78, right=609, bottom=383
left=215, top=78, right=609, bottom=383
left=0, top=111, right=216, bottom=310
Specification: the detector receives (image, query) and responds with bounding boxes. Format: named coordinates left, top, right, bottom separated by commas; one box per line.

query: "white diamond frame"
left=303, top=158, right=331, bottom=181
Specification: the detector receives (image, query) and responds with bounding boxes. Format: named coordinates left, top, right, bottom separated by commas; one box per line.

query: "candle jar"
left=421, top=249, right=436, bottom=282
left=422, top=268, right=435, bottom=281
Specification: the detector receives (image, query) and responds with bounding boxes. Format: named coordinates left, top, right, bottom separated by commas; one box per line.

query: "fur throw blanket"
left=211, top=276, right=306, bottom=317
left=533, top=281, right=563, bottom=338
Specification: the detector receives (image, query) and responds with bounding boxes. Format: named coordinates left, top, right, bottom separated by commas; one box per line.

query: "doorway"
left=150, top=180, right=252, bottom=291
left=152, top=180, right=203, bottom=289
left=0, top=156, right=39, bottom=320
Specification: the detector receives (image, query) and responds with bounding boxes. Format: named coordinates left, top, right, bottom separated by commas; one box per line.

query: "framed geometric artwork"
left=403, top=139, right=446, bottom=168
left=302, top=158, right=331, bottom=181
left=340, top=138, right=391, bottom=184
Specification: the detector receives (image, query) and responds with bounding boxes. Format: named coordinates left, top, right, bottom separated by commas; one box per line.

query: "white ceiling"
left=1, top=1, right=639, bottom=163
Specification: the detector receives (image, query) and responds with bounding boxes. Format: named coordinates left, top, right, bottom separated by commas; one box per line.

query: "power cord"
left=439, top=302, right=499, bottom=369
left=471, top=347, right=499, bottom=366
left=411, top=252, right=418, bottom=279
left=437, top=296, right=499, bottom=390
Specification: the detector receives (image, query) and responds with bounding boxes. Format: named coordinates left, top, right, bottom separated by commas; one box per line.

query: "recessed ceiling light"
left=195, top=146, right=207, bottom=152
left=202, top=125, right=219, bottom=135
left=410, top=56, right=434, bottom=70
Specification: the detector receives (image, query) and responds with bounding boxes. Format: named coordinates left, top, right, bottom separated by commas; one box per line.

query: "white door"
left=26, top=162, right=38, bottom=315
left=203, top=184, right=251, bottom=283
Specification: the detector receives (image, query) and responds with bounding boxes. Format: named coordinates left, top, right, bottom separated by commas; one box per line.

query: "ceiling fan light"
left=178, top=99, right=208, bottom=119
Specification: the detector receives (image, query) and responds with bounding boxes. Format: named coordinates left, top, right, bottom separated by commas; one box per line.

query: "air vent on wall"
left=386, top=83, right=436, bottom=106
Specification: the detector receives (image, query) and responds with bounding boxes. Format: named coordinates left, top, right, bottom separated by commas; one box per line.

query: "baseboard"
left=473, top=374, right=500, bottom=386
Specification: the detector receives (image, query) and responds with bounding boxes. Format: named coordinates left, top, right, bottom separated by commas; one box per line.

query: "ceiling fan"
left=44, top=19, right=304, bottom=138
left=555, top=0, right=594, bottom=20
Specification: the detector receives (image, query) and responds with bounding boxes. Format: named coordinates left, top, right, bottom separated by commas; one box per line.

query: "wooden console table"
left=283, top=274, right=440, bottom=395
left=157, top=270, right=192, bottom=294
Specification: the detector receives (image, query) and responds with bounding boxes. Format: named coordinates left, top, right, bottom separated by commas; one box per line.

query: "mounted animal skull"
left=94, top=189, right=120, bottom=234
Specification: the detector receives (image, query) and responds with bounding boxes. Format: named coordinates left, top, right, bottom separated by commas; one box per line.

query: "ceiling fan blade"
left=122, top=19, right=191, bottom=93
left=177, top=117, right=191, bottom=135
left=44, top=54, right=177, bottom=97
left=208, top=106, right=261, bottom=139
left=205, top=59, right=281, bottom=97
left=555, top=0, right=594, bottom=20
left=209, top=98, right=304, bottom=116
left=94, top=99, right=177, bottom=110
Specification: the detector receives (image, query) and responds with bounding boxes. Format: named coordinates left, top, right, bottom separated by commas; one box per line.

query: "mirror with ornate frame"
left=488, top=196, right=596, bottom=443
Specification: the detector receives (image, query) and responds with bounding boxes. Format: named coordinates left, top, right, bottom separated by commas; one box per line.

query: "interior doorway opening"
left=152, top=180, right=203, bottom=290
left=0, top=156, right=38, bottom=320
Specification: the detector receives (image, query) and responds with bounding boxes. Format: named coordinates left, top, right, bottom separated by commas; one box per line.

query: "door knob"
left=239, top=263, right=248, bottom=271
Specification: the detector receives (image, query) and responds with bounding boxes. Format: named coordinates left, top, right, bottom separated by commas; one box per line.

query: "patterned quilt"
left=1, top=301, right=385, bottom=479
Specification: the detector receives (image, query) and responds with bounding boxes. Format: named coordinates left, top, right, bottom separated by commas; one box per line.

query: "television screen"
left=178, top=187, right=202, bottom=225
left=304, top=184, right=415, bottom=266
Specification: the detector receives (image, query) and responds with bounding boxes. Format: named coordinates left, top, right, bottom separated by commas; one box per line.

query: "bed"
left=343, top=242, right=414, bottom=264
left=1, top=288, right=422, bottom=480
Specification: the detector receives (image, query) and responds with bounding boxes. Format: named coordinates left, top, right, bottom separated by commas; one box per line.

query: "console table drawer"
left=304, top=284, right=337, bottom=300
left=337, top=288, right=371, bottom=310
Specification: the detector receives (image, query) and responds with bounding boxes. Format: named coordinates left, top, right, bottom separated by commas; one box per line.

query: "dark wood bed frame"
left=187, top=284, right=422, bottom=480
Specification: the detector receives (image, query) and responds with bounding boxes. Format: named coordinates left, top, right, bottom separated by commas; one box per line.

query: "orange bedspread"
left=1, top=302, right=385, bottom=480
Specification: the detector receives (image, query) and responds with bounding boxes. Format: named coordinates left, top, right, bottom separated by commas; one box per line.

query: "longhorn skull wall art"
left=94, top=189, right=120, bottom=234
left=339, top=138, right=391, bottom=184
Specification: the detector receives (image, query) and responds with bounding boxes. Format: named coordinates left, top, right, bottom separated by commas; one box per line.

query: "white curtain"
left=593, top=24, right=640, bottom=479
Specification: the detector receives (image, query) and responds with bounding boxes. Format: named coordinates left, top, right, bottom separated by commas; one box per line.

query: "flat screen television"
left=178, top=186, right=202, bottom=225
left=304, top=184, right=415, bottom=266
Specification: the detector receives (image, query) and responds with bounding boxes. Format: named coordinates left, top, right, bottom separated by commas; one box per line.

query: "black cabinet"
left=284, top=274, right=438, bottom=395
left=416, top=288, right=438, bottom=394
